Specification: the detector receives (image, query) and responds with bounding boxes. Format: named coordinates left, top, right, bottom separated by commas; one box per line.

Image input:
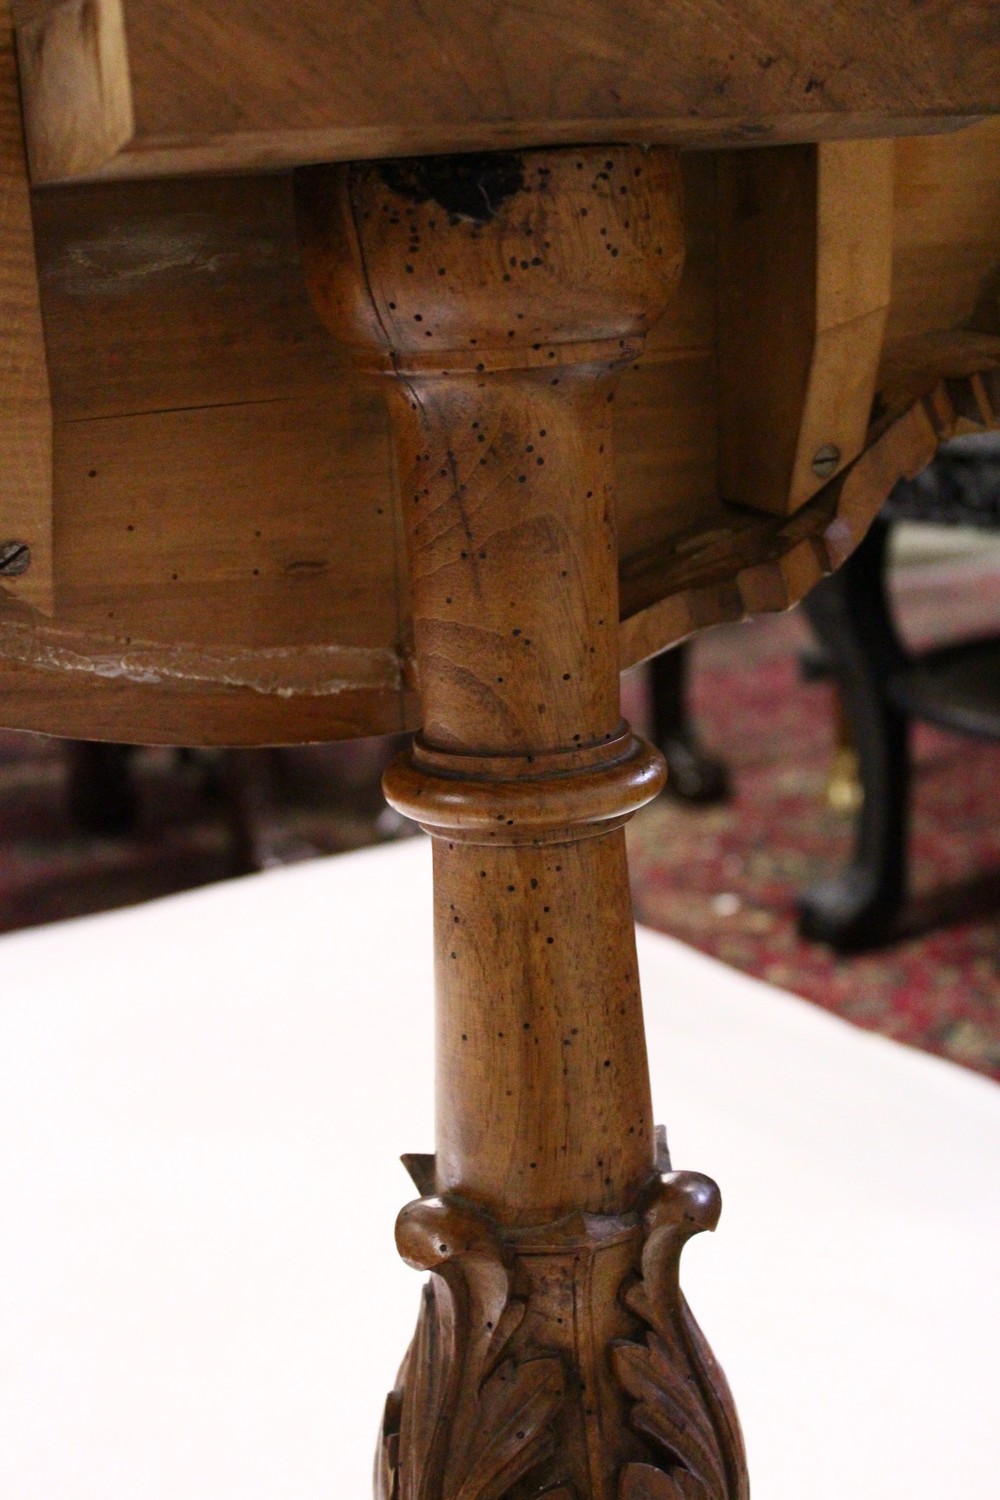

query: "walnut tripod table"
left=2, top=5, right=1000, bottom=1496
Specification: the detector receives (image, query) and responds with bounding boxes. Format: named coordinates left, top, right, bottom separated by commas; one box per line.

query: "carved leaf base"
left=377, top=1141, right=748, bottom=1500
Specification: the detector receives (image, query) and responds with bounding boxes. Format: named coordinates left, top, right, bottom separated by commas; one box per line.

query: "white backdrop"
left=1, top=838, right=997, bottom=1498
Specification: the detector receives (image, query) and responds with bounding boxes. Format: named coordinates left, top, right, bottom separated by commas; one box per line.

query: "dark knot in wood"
left=377, top=152, right=526, bottom=224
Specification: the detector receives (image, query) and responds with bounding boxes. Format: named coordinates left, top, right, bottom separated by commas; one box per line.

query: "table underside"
left=0, top=111, right=999, bottom=743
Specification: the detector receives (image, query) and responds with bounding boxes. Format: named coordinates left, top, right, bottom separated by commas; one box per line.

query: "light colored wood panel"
left=615, top=353, right=719, bottom=562
left=52, top=392, right=402, bottom=652
left=789, top=305, right=888, bottom=504
left=717, top=140, right=892, bottom=517
left=32, top=172, right=345, bottom=422
left=884, top=116, right=1000, bottom=348
left=783, top=142, right=894, bottom=507
left=814, top=141, right=895, bottom=327
left=717, top=144, right=816, bottom=515
left=0, top=4, right=52, bottom=613
left=14, top=1, right=997, bottom=184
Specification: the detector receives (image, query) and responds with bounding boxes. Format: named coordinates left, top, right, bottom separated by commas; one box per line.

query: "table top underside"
left=13, top=1, right=1000, bottom=184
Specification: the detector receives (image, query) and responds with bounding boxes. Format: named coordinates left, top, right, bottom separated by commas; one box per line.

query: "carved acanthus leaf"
left=677, top=1300, right=747, bottom=1500
left=377, top=1386, right=404, bottom=1500
left=621, top=1461, right=709, bottom=1500
left=613, top=1335, right=726, bottom=1499
left=400, top=1277, right=457, bottom=1499
left=614, top=1170, right=748, bottom=1500
left=384, top=1194, right=568, bottom=1500
left=446, top=1354, right=565, bottom=1500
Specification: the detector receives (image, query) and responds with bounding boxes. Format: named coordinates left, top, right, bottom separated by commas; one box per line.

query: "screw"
left=0, top=541, right=31, bottom=577
left=811, top=444, right=841, bottom=480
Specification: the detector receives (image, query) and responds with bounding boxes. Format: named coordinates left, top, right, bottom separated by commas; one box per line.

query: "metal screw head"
left=811, top=444, right=841, bottom=480
left=0, top=541, right=32, bottom=577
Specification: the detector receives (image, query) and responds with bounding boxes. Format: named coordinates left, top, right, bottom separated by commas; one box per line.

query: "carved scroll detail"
left=613, top=1173, right=749, bottom=1500
left=378, top=1155, right=746, bottom=1500
left=377, top=1195, right=566, bottom=1500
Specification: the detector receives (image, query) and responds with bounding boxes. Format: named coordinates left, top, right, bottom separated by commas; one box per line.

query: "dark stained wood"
left=13, top=0, right=1000, bottom=185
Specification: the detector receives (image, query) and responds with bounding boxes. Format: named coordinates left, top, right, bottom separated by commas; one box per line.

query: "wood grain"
left=300, top=143, right=688, bottom=1205
left=298, top=143, right=748, bottom=1497
left=0, top=123, right=995, bottom=738
left=13, top=0, right=1000, bottom=184
left=30, top=172, right=346, bottom=421
left=717, top=140, right=893, bottom=517
left=619, top=360, right=1000, bottom=668
left=886, top=116, right=1000, bottom=349
left=0, top=1, right=52, bottom=613
left=376, top=1167, right=748, bottom=1499
left=0, top=349, right=989, bottom=745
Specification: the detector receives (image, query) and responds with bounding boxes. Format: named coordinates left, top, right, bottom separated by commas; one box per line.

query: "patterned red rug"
left=1, top=554, right=998, bottom=1080
left=625, top=551, right=1000, bottom=1081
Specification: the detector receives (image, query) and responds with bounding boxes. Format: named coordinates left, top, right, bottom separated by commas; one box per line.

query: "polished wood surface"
left=13, top=1, right=1000, bottom=183
left=300, top=145, right=747, bottom=1496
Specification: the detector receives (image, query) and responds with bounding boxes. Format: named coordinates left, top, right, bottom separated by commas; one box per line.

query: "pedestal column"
left=297, top=146, right=748, bottom=1500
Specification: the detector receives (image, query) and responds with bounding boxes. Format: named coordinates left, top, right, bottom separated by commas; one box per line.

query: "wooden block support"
left=717, top=139, right=893, bottom=517
left=0, top=1, right=53, bottom=613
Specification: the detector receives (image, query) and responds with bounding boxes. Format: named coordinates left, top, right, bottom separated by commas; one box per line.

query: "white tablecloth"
left=1, top=838, right=997, bottom=1498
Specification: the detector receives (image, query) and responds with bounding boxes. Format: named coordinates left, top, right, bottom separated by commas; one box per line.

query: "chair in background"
left=649, top=644, right=731, bottom=804
left=799, top=435, right=1000, bottom=950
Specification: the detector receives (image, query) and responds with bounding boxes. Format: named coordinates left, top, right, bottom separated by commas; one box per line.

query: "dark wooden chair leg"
left=66, top=742, right=138, bottom=837
left=650, top=644, right=731, bottom=804
left=798, top=515, right=910, bottom=949
left=215, top=749, right=272, bottom=877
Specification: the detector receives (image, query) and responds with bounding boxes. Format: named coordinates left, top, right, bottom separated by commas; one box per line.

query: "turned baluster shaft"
left=297, top=144, right=748, bottom=1500
left=388, top=367, right=655, bottom=1221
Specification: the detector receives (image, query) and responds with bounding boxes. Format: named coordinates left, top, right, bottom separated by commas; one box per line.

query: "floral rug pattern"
left=1, top=554, right=999, bottom=1079
left=625, top=554, right=1000, bottom=1080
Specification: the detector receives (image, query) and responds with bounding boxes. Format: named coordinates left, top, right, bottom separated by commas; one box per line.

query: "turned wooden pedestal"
left=4, top=9, right=1000, bottom=1494
left=299, top=148, right=747, bottom=1499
